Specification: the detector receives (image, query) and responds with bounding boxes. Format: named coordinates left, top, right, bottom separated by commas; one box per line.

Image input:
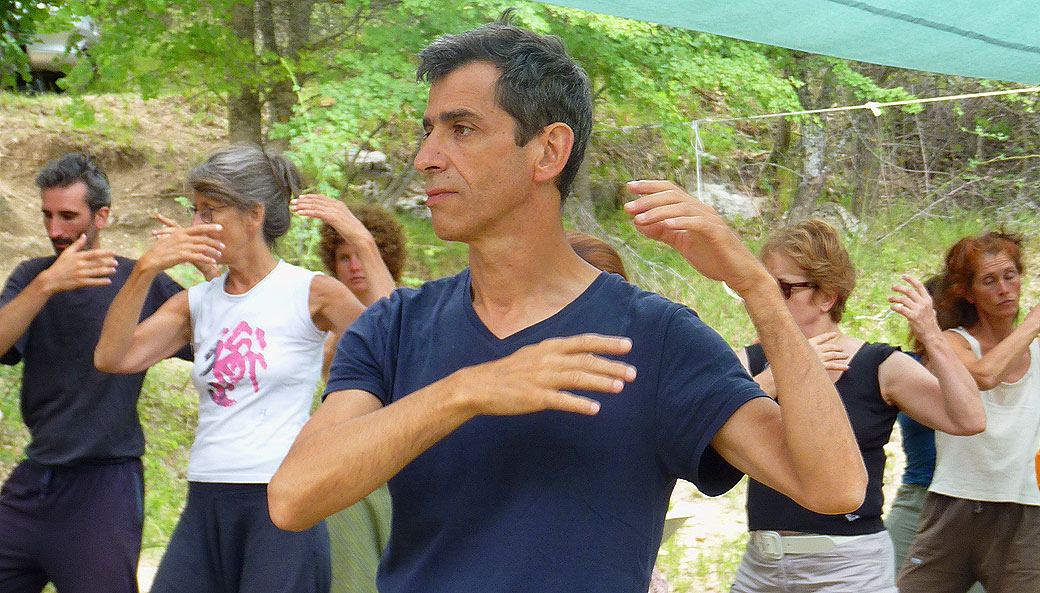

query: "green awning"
left=543, top=0, right=1040, bottom=83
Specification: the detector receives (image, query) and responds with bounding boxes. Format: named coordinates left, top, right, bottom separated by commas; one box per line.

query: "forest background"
left=2, top=0, right=1040, bottom=591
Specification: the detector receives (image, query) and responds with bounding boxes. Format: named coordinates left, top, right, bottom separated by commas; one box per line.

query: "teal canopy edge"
left=541, top=0, right=1040, bottom=84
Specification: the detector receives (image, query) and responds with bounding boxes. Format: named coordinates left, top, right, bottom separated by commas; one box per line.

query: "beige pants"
left=729, top=530, right=897, bottom=593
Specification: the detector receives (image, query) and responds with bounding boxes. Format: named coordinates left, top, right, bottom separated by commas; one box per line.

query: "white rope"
left=703, top=85, right=1040, bottom=124
left=614, top=84, right=1040, bottom=302
left=691, top=120, right=703, bottom=202
left=595, top=85, right=1040, bottom=134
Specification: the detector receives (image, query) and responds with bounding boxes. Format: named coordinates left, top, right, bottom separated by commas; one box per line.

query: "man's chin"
left=51, top=242, right=71, bottom=254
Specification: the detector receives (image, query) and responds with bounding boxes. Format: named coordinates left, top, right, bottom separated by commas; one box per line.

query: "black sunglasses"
left=778, top=280, right=817, bottom=299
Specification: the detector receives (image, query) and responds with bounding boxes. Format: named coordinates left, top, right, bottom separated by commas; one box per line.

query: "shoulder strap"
left=948, top=327, right=981, bottom=357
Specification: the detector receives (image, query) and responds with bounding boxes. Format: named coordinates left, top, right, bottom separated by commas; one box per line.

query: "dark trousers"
left=0, top=459, right=144, bottom=593
left=149, top=482, right=330, bottom=593
left=898, top=493, right=1040, bottom=593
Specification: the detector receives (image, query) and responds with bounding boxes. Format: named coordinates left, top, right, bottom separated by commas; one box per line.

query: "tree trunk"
left=263, top=0, right=315, bottom=151
left=851, top=114, right=881, bottom=216
left=766, top=116, right=792, bottom=197
left=227, top=0, right=262, bottom=145
left=786, top=57, right=835, bottom=223
left=788, top=120, right=826, bottom=222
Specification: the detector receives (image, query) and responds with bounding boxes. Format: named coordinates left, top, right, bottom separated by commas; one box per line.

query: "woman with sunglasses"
left=95, top=144, right=365, bottom=593
left=730, top=219, right=984, bottom=593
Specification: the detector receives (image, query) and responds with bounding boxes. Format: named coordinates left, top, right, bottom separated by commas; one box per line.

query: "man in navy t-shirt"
left=270, top=16, right=868, bottom=593
left=0, top=153, right=189, bottom=593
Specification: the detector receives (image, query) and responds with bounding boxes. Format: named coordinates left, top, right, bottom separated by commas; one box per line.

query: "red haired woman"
left=898, top=232, right=1040, bottom=593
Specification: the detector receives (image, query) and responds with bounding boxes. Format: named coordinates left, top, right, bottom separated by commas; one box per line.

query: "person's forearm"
left=94, top=263, right=160, bottom=373
left=320, top=335, right=336, bottom=383
left=740, top=280, right=866, bottom=510
left=919, top=332, right=985, bottom=435
left=353, top=237, right=396, bottom=305
left=967, top=318, right=1040, bottom=389
left=0, top=277, right=53, bottom=357
left=269, top=375, right=477, bottom=531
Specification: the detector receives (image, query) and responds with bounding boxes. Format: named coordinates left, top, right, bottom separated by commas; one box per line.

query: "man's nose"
left=414, top=132, right=446, bottom=173
left=46, top=220, right=64, bottom=238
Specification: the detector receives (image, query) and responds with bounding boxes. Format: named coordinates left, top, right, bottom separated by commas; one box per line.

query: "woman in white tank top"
left=898, top=231, right=1040, bottom=593
left=95, top=145, right=365, bottom=593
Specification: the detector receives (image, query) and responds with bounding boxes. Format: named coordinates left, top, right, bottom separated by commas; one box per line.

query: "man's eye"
left=454, top=125, right=473, bottom=136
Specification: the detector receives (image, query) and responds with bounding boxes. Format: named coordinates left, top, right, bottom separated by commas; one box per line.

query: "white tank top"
left=186, top=261, right=326, bottom=483
left=929, top=327, right=1040, bottom=505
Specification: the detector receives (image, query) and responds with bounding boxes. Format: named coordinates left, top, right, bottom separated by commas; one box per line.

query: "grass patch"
left=0, top=364, right=28, bottom=474
left=136, top=359, right=198, bottom=554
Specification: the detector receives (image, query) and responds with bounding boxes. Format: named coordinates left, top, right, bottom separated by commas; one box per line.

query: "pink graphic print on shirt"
left=202, top=321, right=268, bottom=407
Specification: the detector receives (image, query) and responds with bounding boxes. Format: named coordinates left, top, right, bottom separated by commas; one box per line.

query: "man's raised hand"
left=38, top=234, right=118, bottom=295
left=624, top=180, right=765, bottom=294
left=450, top=334, right=636, bottom=417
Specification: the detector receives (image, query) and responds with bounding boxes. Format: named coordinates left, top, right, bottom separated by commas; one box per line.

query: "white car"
left=25, top=16, right=98, bottom=77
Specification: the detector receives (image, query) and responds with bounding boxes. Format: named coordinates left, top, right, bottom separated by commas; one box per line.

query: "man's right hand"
left=36, top=234, right=118, bottom=295
left=448, top=334, right=636, bottom=417
left=269, top=333, right=636, bottom=531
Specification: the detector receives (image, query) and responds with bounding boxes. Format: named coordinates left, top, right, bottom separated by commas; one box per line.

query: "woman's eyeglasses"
left=188, top=204, right=232, bottom=223
left=778, top=280, right=817, bottom=299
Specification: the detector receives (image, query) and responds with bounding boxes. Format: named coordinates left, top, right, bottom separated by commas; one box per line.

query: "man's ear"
left=93, top=206, right=110, bottom=231
left=532, top=122, right=574, bottom=184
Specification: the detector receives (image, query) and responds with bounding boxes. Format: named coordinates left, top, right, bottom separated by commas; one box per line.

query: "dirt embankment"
left=0, top=94, right=228, bottom=278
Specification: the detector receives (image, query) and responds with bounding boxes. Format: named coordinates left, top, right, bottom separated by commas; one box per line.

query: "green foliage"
left=65, top=0, right=805, bottom=194
left=275, top=47, right=427, bottom=192
left=276, top=214, right=326, bottom=272
left=67, top=0, right=255, bottom=96
left=397, top=214, right=469, bottom=284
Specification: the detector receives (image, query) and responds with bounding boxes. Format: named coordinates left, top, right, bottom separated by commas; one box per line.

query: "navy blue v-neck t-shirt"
left=327, top=270, right=765, bottom=593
